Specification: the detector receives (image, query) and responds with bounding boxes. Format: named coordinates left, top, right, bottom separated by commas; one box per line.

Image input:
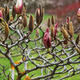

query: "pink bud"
left=77, top=8, right=80, bottom=15
left=36, top=29, right=39, bottom=35
left=67, top=17, right=69, bottom=24
left=77, top=8, right=80, bottom=22
left=14, top=0, right=23, bottom=14
left=54, top=23, right=58, bottom=38
left=43, top=28, right=52, bottom=48
left=0, top=10, right=3, bottom=18
left=46, top=27, right=49, bottom=33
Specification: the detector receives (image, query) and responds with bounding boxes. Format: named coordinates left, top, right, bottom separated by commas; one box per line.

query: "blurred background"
left=0, top=0, right=80, bottom=31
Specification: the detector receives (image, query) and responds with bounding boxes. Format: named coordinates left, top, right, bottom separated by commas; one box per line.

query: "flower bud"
left=46, top=27, right=49, bottom=33
left=54, top=23, right=58, bottom=39
left=29, top=15, right=34, bottom=32
left=64, top=40, right=68, bottom=44
left=5, top=6, right=10, bottom=22
left=66, top=16, right=70, bottom=30
left=22, top=5, right=26, bottom=15
left=35, top=8, right=40, bottom=24
left=9, top=15, right=13, bottom=21
left=12, top=5, right=16, bottom=19
left=35, top=4, right=44, bottom=25
left=69, top=22, right=74, bottom=37
left=51, top=15, right=55, bottom=25
left=0, top=10, right=3, bottom=18
left=51, top=25, right=54, bottom=38
left=61, top=27, right=69, bottom=40
left=34, top=29, right=39, bottom=39
left=0, top=17, right=4, bottom=23
left=66, top=17, right=70, bottom=24
left=1, top=8, right=5, bottom=18
left=48, top=18, right=50, bottom=28
left=36, top=29, right=39, bottom=35
left=41, top=8, right=44, bottom=22
left=75, top=47, right=80, bottom=54
left=14, top=0, right=23, bottom=14
left=43, top=28, right=52, bottom=48
left=77, top=8, right=80, bottom=23
left=4, top=22, right=9, bottom=39
left=22, top=14, right=27, bottom=28
left=76, top=33, right=80, bottom=45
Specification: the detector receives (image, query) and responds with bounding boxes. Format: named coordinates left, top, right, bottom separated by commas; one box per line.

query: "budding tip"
left=55, top=23, right=58, bottom=29
left=46, top=27, right=49, bottom=33
left=0, top=10, right=3, bottom=18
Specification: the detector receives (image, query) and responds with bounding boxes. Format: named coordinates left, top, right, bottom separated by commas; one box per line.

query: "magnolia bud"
left=0, top=10, right=3, bottom=18
left=54, top=23, right=58, bottom=39
left=29, top=15, right=34, bottom=32
left=75, top=47, right=80, bottom=54
left=51, top=15, right=55, bottom=25
left=77, top=8, right=80, bottom=23
left=35, top=29, right=39, bottom=39
left=2, top=8, right=5, bottom=18
left=39, top=4, right=42, bottom=15
left=69, top=22, right=74, bottom=37
left=12, top=5, right=16, bottom=19
left=61, top=27, right=69, bottom=40
left=4, top=22, right=9, bottom=39
left=48, top=18, right=50, bottom=28
left=76, top=33, right=80, bottom=45
left=35, top=4, right=44, bottom=25
left=22, top=14, right=27, bottom=28
left=46, top=27, right=49, bottom=33
left=43, top=28, right=52, bottom=48
left=36, top=29, right=39, bottom=35
left=9, top=15, right=13, bottom=21
left=22, top=6, right=26, bottom=15
left=51, top=25, right=54, bottom=38
left=0, top=17, right=4, bottom=23
left=5, top=6, right=10, bottom=22
left=66, top=17, right=70, bottom=24
left=66, top=17, right=70, bottom=30
left=41, top=8, right=44, bottom=23
left=64, top=40, right=68, bottom=44
left=14, top=0, right=23, bottom=14
left=35, top=9, right=40, bottom=24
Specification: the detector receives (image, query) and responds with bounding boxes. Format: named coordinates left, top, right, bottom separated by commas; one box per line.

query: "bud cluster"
left=0, top=1, right=80, bottom=80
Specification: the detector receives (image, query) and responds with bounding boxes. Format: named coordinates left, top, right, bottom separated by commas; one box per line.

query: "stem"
left=24, top=61, right=28, bottom=76
left=11, top=69, right=14, bottom=80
